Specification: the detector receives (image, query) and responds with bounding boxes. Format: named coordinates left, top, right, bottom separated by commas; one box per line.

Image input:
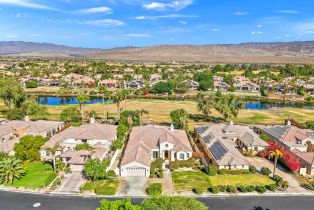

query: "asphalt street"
left=1, top=191, right=314, bottom=210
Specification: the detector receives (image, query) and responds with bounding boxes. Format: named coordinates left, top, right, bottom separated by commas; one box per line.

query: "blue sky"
left=0, top=0, right=313, bottom=48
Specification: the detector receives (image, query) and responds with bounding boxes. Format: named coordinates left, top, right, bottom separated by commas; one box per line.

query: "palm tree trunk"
left=53, top=156, right=56, bottom=173
left=103, top=96, right=106, bottom=121
left=273, top=156, right=278, bottom=177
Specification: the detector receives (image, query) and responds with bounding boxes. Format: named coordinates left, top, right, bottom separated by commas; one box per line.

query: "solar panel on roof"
left=209, top=141, right=228, bottom=160
left=203, top=134, right=213, bottom=143
left=196, top=126, right=209, bottom=135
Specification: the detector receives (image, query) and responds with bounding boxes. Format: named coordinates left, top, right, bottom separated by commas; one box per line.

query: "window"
left=179, top=153, right=185, bottom=160
left=153, top=151, right=159, bottom=158
left=254, top=146, right=258, bottom=151
left=187, top=153, right=190, bottom=158
left=165, top=144, right=169, bottom=148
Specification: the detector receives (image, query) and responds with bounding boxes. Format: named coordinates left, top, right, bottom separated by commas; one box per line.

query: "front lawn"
left=81, top=179, right=119, bottom=195
left=209, top=174, right=275, bottom=187
left=172, top=170, right=211, bottom=191
left=11, top=162, right=56, bottom=188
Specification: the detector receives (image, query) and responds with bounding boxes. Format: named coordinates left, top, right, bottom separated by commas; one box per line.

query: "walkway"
left=55, top=172, right=86, bottom=193
left=148, top=170, right=174, bottom=195
left=247, top=157, right=307, bottom=193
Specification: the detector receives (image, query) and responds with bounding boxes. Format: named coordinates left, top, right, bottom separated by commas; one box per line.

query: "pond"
left=36, top=96, right=314, bottom=110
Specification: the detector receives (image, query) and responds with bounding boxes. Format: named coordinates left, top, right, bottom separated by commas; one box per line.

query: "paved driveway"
left=55, top=172, right=86, bottom=193
left=124, top=177, right=147, bottom=196
left=247, top=157, right=307, bottom=193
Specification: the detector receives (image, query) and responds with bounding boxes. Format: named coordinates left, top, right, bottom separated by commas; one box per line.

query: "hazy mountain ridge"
left=0, top=41, right=314, bottom=63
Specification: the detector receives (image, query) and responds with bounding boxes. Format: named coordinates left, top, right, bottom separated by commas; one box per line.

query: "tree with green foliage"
left=214, top=94, right=241, bottom=120
left=76, top=143, right=94, bottom=151
left=60, top=107, right=80, bottom=123
left=28, top=104, right=48, bottom=120
left=97, top=199, right=140, bottom=210
left=0, top=152, right=8, bottom=161
left=0, top=157, right=25, bottom=184
left=0, top=78, right=27, bottom=109
left=154, top=81, right=174, bottom=94
left=139, top=109, right=149, bottom=125
left=270, top=149, right=283, bottom=177
left=76, top=94, right=90, bottom=119
left=44, top=143, right=60, bottom=173
left=6, top=108, right=26, bottom=120
left=197, top=94, right=213, bottom=119
left=170, top=109, right=189, bottom=130
left=140, top=196, right=208, bottom=210
left=14, top=135, right=46, bottom=161
left=306, top=121, right=314, bottom=130
left=98, top=86, right=112, bottom=120
left=84, top=159, right=109, bottom=181
left=112, top=90, right=125, bottom=118
left=25, top=80, right=39, bottom=88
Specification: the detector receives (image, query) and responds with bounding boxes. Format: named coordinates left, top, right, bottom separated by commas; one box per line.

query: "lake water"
left=36, top=96, right=314, bottom=110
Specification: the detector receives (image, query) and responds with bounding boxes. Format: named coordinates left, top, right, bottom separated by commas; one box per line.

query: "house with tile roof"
left=255, top=121, right=314, bottom=175
left=40, top=121, right=117, bottom=171
left=195, top=122, right=268, bottom=169
left=0, top=118, right=65, bottom=155
left=120, top=124, right=193, bottom=177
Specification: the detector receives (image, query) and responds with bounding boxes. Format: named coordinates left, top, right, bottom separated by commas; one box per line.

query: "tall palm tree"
left=139, top=109, right=149, bottom=125
left=0, top=157, right=25, bottom=184
left=45, top=144, right=60, bottom=173
left=170, top=109, right=189, bottom=130
left=76, top=94, right=90, bottom=120
left=214, top=94, right=241, bottom=120
left=270, top=149, right=284, bottom=176
left=112, top=90, right=124, bottom=118
left=98, top=86, right=112, bottom=120
left=197, top=94, right=212, bottom=119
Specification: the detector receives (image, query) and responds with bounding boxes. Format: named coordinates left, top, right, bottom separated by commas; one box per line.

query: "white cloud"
left=6, top=34, right=18, bottom=38
left=257, top=24, right=262, bottom=28
left=179, top=20, right=187, bottom=25
left=234, top=11, right=248, bottom=16
left=135, top=14, right=198, bottom=20
left=125, top=33, right=152, bottom=38
left=83, top=19, right=124, bottom=26
left=251, top=31, right=263, bottom=35
left=276, top=10, right=300, bottom=14
left=75, top=7, right=112, bottom=14
left=143, top=0, right=193, bottom=11
left=16, top=12, right=31, bottom=18
left=197, top=24, right=220, bottom=32
left=29, top=33, right=39, bottom=37
left=0, top=0, right=56, bottom=10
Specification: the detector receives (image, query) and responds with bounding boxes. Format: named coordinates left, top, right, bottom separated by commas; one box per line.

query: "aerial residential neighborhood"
left=1, top=0, right=314, bottom=210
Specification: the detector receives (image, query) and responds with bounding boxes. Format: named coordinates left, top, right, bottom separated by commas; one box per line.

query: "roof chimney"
left=90, top=117, right=95, bottom=124
left=170, top=124, right=174, bottom=132
left=286, top=120, right=291, bottom=126
left=24, top=115, right=30, bottom=122
left=229, top=121, right=234, bottom=126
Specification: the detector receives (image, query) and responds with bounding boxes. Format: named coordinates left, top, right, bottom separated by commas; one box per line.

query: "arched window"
left=179, top=153, right=185, bottom=160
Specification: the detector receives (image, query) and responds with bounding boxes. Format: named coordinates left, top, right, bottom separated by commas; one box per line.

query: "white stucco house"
left=120, top=124, right=193, bottom=177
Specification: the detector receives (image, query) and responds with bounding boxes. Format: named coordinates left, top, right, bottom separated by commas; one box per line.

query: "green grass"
left=172, top=170, right=212, bottom=191
left=209, top=174, right=275, bottom=187
left=11, top=162, right=56, bottom=188
left=81, top=179, right=119, bottom=195
left=172, top=170, right=275, bottom=192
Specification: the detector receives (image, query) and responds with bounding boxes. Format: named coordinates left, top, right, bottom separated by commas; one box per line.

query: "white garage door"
left=70, top=164, right=84, bottom=172
left=124, top=167, right=146, bottom=177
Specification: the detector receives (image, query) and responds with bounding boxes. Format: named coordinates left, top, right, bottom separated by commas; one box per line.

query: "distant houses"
left=234, top=76, right=260, bottom=92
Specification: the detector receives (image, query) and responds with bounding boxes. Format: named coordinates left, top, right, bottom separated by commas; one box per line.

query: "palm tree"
left=76, top=94, right=90, bottom=119
left=112, top=90, right=124, bottom=118
left=197, top=94, right=212, bottom=119
left=214, top=94, right=241, bottom=120
left=170, top=109, right=189, bottom=130
left=45, top=144, right=60, bottom=173
left=0, top=157, right=25, bottom=184
left=98, top=86, right=112, bottom=120
left=270, top=149, right=284, bottom=176
left=139, top=109, right=149, bottom=125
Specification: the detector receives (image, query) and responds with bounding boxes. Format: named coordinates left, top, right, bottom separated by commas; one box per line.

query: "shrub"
left=150, top=158, right=163, bottom=178
left=246, top=185, right=255, bottom=192
left=218, top=185, right=227, bottom=192
left=209, top=186, right=219, bottom=194
left=277, top=180, right=289, bottom=190
left=208, top=164, right=218, bottom=176
left=226, top=185, right=237, bottom=193
left=266, top=184, right=278, bottom=192
left=107, top=170, right=117, bottom=178
left=218, top=169, right=251, bottom=175
left=255, top=186, right=267, bottom=194
left=169, top=158, right=195, bottom=170
left=272, top=175, right=283, bottom=183
left=237, top=185, right=247, bottom=193
left=146, top=183, right=162, bottom=196
left=261, top=167, right=272, bottom=176
left=249, top=165, right=256, bottom=173
left=193, top=187, right=205, bottom=195
left=301, top=183, right=314, bottom=191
